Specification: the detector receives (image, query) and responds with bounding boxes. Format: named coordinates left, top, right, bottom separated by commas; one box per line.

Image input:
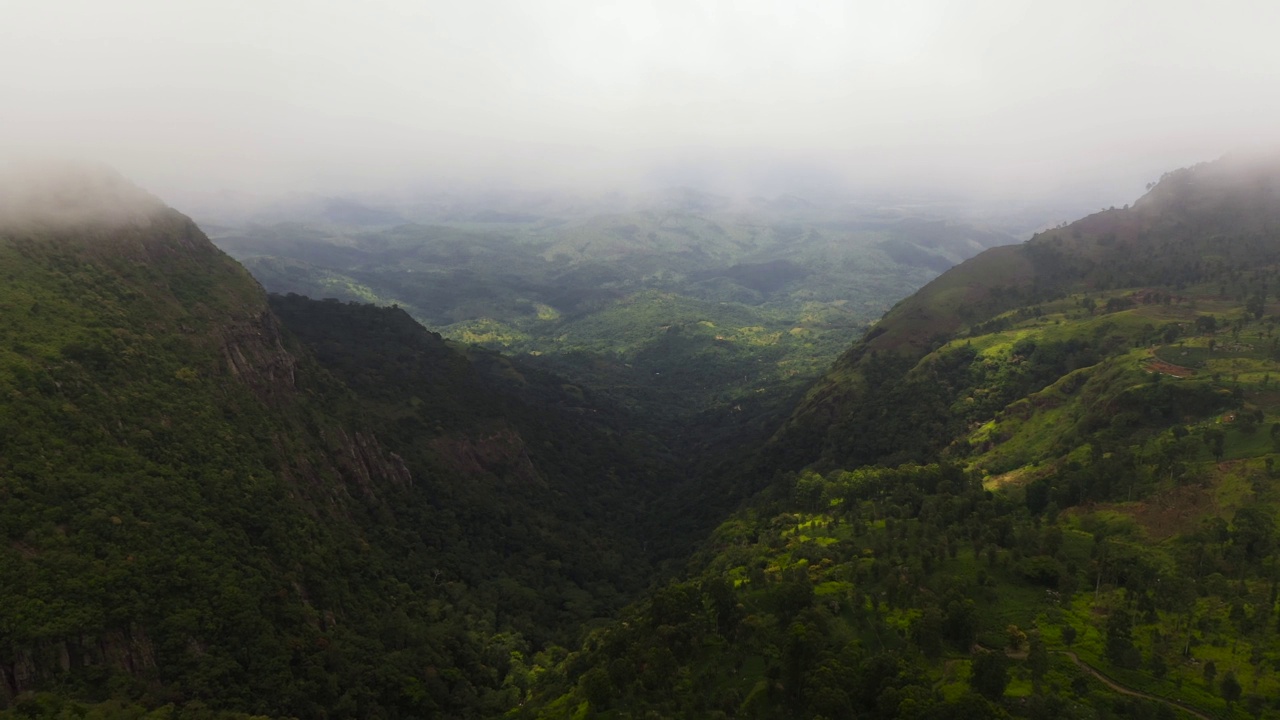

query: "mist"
left=4, top=1, right=1280, bottom=208
left=0, top=160, right=164, bottom=230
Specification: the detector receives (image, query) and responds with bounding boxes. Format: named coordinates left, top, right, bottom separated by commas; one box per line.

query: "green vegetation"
left=515, top=156, right=1280, bottom=718
left=15, top=156, right=1280, bottom=719
left=517, top=462, right=1250, bottom=718
left=0, top=200, right=674, bottom=718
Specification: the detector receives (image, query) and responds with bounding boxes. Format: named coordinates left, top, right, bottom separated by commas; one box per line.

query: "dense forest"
left=9, top=156, right=1280, bottom=719
left=515, top=154, right=1280, bottom=718
left=0, top=181, right=675, bottom=718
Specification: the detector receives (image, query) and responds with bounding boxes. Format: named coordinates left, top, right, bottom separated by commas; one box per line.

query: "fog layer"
left=0, top=161, right=163, bottom=230
left=3, top=1, right=1279, bottom=203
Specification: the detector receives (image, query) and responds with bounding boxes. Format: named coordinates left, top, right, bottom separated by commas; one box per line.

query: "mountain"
left=517, top=155, right=1280, bottom=719
left=15, top=155, right=1280, bottom=719
left=772, top=153, right=1280, bottom=471
left=0, top=168, right=670, bottom=718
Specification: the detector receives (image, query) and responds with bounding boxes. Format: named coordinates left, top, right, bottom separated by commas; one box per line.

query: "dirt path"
left=1057, top=651, right=1217, bottom=720
left=1143, top=347, right=1196, bottom=378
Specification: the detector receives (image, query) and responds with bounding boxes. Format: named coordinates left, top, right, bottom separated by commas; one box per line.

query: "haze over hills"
left=8, top=0, right=1280, bottom=717
left=204, top=187, right=1035, bottom=477
left=10, top=152, right=1280, bottom=719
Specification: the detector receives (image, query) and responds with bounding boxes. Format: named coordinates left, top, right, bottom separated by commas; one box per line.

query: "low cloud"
left=0, top=160, right=165, bottom=231
left=3, top=2, right=1280, bottom=208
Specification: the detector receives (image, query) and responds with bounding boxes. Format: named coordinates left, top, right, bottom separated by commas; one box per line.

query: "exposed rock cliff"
left=220, top=310, right=298, bottom=400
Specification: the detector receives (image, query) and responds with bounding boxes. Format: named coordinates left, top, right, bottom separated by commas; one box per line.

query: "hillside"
left=773, top=153, right=1280, bottom=471
left=518, top=155, right=1280, bottom=719
left=0, top=170, right=672, bottom=718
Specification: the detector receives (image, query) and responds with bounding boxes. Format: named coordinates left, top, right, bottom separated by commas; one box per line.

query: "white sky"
left=3, top=0, right=1279, bottom=202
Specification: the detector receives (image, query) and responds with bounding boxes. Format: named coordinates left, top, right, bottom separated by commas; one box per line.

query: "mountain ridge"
left=514, top=153, right=1280, bottom=720
left=0, top=171, right=674, bottom=717
left=770, top=154, right=1280, bottom=472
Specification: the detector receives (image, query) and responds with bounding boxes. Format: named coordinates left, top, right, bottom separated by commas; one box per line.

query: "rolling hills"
left=206, top=192, right=1026, bottom=467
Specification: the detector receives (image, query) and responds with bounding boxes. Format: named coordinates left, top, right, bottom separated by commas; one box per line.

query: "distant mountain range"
left=205, top=186, right=1029, bottom=482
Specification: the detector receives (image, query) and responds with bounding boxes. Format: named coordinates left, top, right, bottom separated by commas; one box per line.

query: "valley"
left=513, top=156, right=1280, bottom=719
left=205, top=191, right=1030, bottom=473
left=7, top=1, right=1278, bottom=717
left=8, top=157, right=1280, bottom=719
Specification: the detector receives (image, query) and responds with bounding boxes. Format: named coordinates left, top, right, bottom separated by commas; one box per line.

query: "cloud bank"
left=3, top=1, right=1279, bottom=204
left=0, top=160, right=164, bottom=230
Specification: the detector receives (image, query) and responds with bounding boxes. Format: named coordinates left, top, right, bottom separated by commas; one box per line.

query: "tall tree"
left=969, top=651, right=1010, bottom=701
left=1221, top=670, right=1242, bottom=706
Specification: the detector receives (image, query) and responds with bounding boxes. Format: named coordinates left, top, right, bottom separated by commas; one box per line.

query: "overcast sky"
left=3, top=0, right=1279, bottom=204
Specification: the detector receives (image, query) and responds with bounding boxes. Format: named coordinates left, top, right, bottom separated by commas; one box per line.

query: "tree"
left=944, top=598, right=978, bottom=650
left=1231, top=507, right=1276, bottom=561
left=1221, top=670, right=1242, bottom=706
left=1203, top=659, right=1217, bottom=686
left=1204, top=429, right=1225, bottom=462
left=579, top=667, right=613, bottom=709
left=911, top=606, right=945, bottom=659
left=1071, top=675, right=1090, bottom=698
left=969, top=651, right=1009, bottom=701
left=1061, top=624, right=1077, bottom=646
left=771, top=566, right=814, bottom=620
left=1248, top=293, right=1266, bottom=320
left=1006, top=624, right=1027, bottom=652
left=704, top=576, right=742, bottom=638
left=1106, top=610, right=1138, bottom=668
left=1028, top=636, right=1049, bottom=689
left=1239, top=410, right=1261, bottom=436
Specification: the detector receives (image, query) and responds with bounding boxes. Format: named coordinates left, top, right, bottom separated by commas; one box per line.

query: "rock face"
left=428, top=426, right=544, bottom=487
left=2, top=628, right=157, bottom=702
left=220, top=310, right=298, bottom=400
left=329, top=427, right=414, bottom=493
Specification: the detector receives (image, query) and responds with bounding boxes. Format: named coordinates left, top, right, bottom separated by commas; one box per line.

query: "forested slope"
left=521, top=155, right=1280, bottom=719
left=773, top=153, right=1280, bottom=472
left=0, top=171, right=671, bottom=719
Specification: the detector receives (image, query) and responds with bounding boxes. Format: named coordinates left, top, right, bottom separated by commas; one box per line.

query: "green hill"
left=518, top=155, right=1280, bottom=719
left=773, top=153, right=1280, bottom=472
left=0, top=170, right=671, bottom=718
